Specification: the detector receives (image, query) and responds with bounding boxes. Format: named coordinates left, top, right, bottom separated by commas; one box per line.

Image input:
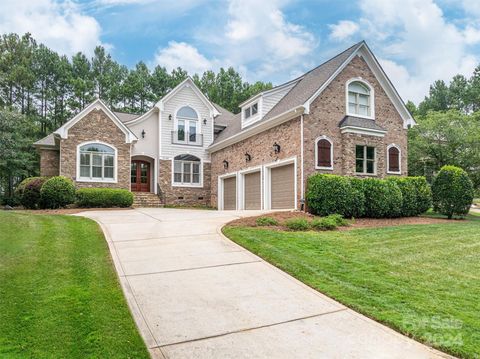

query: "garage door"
left=271, top=164, right=295, bottom=209
left=244, top=171, right=261, bottom=210
left=223, top=176, right=237, bottom=210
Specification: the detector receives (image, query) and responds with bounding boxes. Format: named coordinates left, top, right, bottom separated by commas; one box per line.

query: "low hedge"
left=76, top=188, right=134, bottom=208
left=40, top=176, right=76, bottom=209
left=17, top=177, right=47, bottom=209
left=432, top=165, right=474, bottom=219
left=306, top=174, right=431, bottom=218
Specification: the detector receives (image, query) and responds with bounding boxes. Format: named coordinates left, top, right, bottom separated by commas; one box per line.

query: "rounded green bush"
left=409, top=176, right=432, bottom=214
left=387, top=177, right=417, bottom=217
left=306, top=174, right=358, bottom=217
left=40, top=176, right=75, bottom=209
left=21, top=177, right=47, bottom=209
left=363, top=178, right=403, bottom=218
left=284, top=217, right=310, bottom=231
left=432, top=165, right=474, bottom=219
left=256, top=217, right=278, bottom=226
left=311, top=217, right=338, bottom=231
left=325, top=214, right=349, bottom=226
left=76, top=188, right=134, bottom=208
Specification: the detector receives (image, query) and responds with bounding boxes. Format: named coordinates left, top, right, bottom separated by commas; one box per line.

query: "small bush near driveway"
left=256, top=216, right=278, bottom=226
left=432, top=165, right=474, bottom=219
left=40, top=176, right=75, bottom=209
left=311, top=217, right=337, bottom=230
left=76, top=188, right=133, bottom=208
left=284, top=217, right=310, bottom=231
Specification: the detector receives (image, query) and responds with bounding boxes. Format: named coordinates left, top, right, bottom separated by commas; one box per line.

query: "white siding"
left=160, top=84, right=213, bottom=162
left=262, top=81, right=298, bottom=116
left=129, top=110, right=159, bottom=159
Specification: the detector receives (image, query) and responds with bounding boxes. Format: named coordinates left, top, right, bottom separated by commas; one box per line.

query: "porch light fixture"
left=168, top=114, right=172, bottom=121
left=141, top=129, right=146, bottom=138
left=223, top=160, right=229, bottom=169
left=203, top=118, right=207, bottom=125
left=245, top=153, right=252, bottom=162
left=273, top=142, right=281, bottom=154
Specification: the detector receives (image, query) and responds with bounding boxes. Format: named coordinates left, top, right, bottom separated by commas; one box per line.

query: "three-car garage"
left=218, top=158, right=297, bottom=211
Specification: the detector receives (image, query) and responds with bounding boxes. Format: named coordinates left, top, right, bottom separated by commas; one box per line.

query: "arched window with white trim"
left=78, top=142, right=116, bottom=182
left=387, top=144, right=401, bottom=174
left=347, top=80, right=373, bottom=118
left=175, top=106, right=199, bottom=145
left=315, top=136, right=333, bottom=170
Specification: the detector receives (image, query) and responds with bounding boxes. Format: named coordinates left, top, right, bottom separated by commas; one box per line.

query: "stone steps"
left=133, top=192, right=164, bottom=208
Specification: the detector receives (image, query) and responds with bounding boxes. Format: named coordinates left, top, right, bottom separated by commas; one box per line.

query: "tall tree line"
left=0, top=32, right=272, bottom=200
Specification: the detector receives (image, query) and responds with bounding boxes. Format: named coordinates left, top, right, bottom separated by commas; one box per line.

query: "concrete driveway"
left=80, top=208, right=447, bottom=359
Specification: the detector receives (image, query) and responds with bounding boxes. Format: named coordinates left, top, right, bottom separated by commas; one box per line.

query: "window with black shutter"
left=317, top=138, right=332, bottom=168
left=388, top=146, right=400, bottom=173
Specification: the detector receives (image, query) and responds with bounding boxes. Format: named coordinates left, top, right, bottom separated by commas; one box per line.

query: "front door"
left=131, top=160, right=150, bottom=192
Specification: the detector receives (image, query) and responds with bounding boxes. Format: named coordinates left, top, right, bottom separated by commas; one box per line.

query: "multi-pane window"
left=348, top=81, right=371, bottom=117
left=388, top=146, right=400, bottom=173
left=176, top=106, right=198, bottom=143
left=316, top=138, right=333, bottom=169
left=173, top=154, right=201, bottom=185
left=244, top=102, right=258, bottom=119
left=355, top=145, right=375, bottom=174
left=79, top=143, right=115, bottom=181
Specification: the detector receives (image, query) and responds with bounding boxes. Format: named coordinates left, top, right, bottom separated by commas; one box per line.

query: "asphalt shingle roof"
left=33, top=133, right=57, bottom=148
left=113, top=111, right=140, bottom=123
left=338, top=116, right=386, bottom=132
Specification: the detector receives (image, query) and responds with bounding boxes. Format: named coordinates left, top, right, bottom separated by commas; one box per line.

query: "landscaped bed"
left=0, top=211, right=149, bottom=358
left=223, top=213, right=480, bottom=358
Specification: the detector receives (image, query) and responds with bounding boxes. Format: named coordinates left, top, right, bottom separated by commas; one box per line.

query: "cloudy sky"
left=1, top=0, right=480, bottom=103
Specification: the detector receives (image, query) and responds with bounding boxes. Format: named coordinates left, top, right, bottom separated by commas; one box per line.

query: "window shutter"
left=317, top=139, right=332, bottom=167
left=388, top=147, right=400, bottom=172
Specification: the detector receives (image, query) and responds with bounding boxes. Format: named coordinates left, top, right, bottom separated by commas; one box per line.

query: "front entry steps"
left=133, top=192, right=164, bottom=208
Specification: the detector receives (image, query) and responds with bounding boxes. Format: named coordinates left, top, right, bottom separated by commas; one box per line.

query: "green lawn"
left=0, top=211, right=149, bottom=359
left=224, top=218, right=480, bottom=358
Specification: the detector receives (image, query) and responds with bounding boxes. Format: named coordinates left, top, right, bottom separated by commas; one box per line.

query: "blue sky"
left=1, top=0, right=480, bottom=103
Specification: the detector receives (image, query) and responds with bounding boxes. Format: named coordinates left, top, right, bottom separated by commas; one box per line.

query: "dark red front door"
left=131, top=160, right=150, bottom=192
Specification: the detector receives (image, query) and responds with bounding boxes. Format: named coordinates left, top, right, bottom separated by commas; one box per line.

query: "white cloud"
left=0, top=0, right=104, bottom=56
left=153, top=41, right=215, bottom=74
left=334, top=0, right=479, bottom=103
left=329, top=20, right=359, bottom=41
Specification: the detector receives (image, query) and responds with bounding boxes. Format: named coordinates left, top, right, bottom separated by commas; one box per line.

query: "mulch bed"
left=228, top=211, right=456, bottom=231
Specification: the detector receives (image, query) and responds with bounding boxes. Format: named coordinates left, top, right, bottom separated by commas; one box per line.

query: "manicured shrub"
left=363, top=178, right=403, bottom=218
left=311, top=217, right=338, bottom=231
left=306, top=174, right=356, bottom=217
left=325, top=214, right=349, bottom=226
left=284, top=217, right=310, bottom=231
left=40, top=176, right=75, bottom=209
left=387, top=177, right=417, bottom=217
left=256, top=216, right=278, bottom=226
left=347, top=177, right=365, bottom=218
left=75, top=188, right=134, bottom=208
left=409, top=176, right=432, bottom=214
left=432, top=166, right=474, bottom=219
left=21, top=177, right=48, bottom=209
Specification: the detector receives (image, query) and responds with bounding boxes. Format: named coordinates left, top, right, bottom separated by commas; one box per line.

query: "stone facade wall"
left=210, top=118, right=302, bottom=208
left=39, top=149, right=60, bottom=177
left=158, top=159, right=211, bottom=206
left=303, top=55, right=408, bottom=188
left=59, top=109, right=131, bottom=190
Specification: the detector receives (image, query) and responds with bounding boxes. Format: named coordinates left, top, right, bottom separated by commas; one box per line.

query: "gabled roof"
left=54, top=99, right=137, bottom=143
left=114, top=111, right=140, bottom=123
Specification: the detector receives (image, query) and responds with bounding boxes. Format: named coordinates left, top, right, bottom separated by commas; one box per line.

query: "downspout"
left=300, top=114, right=305, bottom=211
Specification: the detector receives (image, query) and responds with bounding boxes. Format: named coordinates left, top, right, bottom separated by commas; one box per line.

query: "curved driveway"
left=80, top=208, right=447, bottom=359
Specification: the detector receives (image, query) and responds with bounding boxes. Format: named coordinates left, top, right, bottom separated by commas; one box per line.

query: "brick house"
left=34, top=41, right=414, bottom=210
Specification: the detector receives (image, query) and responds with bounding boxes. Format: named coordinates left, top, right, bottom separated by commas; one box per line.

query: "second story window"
left=244, top=102, right=258, bottom=119
left=174, top=106, right=202, bottom=145
left=347, top=80, right=372, bottom=118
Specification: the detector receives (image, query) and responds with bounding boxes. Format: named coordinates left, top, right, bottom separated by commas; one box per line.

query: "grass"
left=223, top=219, right=480, bottom=358
left=0, top=211, right=149, bottom=358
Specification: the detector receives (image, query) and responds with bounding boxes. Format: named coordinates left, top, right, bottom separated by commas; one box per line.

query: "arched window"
left=347, top=80, right=372, bottom=117
left=315, top=136, right=333, bottom=170
left=175, top=106, right=199, bottom=144
left=387, top=145, right=401, bottom=174
left=173, top=154, right=201, bottom=186
left=78, top=142, right=116, bottom=181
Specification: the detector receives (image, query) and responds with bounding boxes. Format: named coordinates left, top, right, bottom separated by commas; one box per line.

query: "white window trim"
left=263, top=156, right=298, bottom=210
left=386, top=143, right=402, bottom=174
left=171, top=156, right=203, bottom=188
left=315, top=135, right=334, bottom=170
left=238, top=165, right=263, bottom=210
left=346, top=77, right=375, bottom=120
left=174, top=105, right=201, bottom=146
left=355, top=145, right=377, bottom=176
left=241, top=98, right=263, bottom=128
left=218, top=172, right=238, bottom=210
left=76, top=141, right=118, bottom=183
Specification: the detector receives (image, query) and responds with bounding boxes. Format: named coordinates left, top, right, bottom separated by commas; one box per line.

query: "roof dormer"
left=241, top=96, right=262, bottom=128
